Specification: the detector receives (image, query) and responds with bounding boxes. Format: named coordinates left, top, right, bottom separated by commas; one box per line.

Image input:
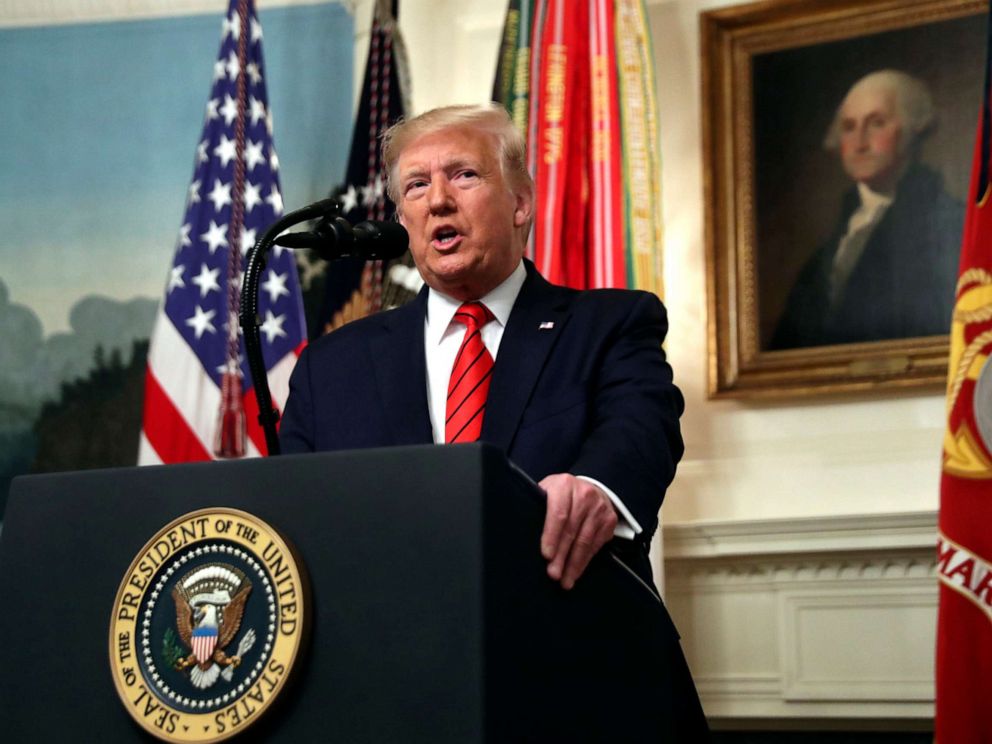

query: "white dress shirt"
left=423, top=260, right=641, bottom=539
left=829, top=182, right=893, bottom=308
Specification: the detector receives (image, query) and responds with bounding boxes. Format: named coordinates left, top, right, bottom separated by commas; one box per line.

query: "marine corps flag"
left=936, top=11, right=992, bottom=743
left=491, top=0, right=664, bottom=295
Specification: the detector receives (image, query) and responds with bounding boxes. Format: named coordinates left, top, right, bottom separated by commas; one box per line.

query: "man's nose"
left=427, top=178, right=455, bottom=214
left=854, top=123, right=871, bottom=149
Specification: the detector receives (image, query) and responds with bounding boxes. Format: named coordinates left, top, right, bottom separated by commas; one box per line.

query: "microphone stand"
left=240, top=198, right=340, bottom=456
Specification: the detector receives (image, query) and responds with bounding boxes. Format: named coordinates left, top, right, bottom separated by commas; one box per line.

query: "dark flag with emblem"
left=936, top=9, right=992, bottom=743
left=316, top=0, right=418, bottom=335
left=139, top=0, right=306, bottom=464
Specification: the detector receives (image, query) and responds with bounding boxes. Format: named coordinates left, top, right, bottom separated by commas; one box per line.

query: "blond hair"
left=381, top=103, right=533, bottom=203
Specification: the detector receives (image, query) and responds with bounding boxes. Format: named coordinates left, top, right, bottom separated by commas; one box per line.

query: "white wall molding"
left=663, top=511, right=938, bottom=723
left=665, top=510, right=937, bottom=558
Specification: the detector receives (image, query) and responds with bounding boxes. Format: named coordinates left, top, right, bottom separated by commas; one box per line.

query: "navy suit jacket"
left=279, top=264, right=708, bottom=738
left=280, top=262, right=684, bottom=546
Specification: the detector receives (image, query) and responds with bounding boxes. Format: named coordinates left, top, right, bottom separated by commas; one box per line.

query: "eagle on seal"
left=172, top=564, right=253, bottom=689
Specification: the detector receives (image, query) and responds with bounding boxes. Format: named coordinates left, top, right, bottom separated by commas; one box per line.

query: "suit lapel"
left=369, top=288, right=434, bottom=445
left=483, top=265, right=571, bottom=452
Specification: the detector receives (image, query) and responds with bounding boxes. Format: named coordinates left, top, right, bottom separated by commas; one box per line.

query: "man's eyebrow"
left=399, top=165, right=429, bottom=181
left=442, top=157, right=478, bottom=171
left=399, top=156, right=485, bottom=181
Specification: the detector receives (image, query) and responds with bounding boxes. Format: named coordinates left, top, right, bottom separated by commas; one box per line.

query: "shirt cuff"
left=575, top=475, right=642, bottom=540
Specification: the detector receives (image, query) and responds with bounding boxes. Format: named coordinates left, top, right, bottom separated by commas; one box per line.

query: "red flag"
left=531, top=0, right=587, bottom=287
left=936, top=13, right=992, bottom=743
left=494, top=0, right=663, bottom=293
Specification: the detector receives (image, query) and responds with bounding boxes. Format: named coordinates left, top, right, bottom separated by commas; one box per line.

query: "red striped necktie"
left=446, top=302, right=496, bottom=443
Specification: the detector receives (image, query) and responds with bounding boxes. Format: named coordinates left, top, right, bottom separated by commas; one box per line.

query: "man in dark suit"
left=279, top=105, right=705, bottom=737
left=281, top=103, right=685, bottom=594
left=771, top=70, right=962, bottom=349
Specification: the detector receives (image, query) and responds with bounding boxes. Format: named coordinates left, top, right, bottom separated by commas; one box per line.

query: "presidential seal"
left=109, top=508, right=308, bottom=742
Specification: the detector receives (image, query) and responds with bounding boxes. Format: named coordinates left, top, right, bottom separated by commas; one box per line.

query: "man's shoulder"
left=568, top=286, right=663, bottom=312
left=303, top=300, right=421, bottom=358
left=544, top=285, right=666, bottom=330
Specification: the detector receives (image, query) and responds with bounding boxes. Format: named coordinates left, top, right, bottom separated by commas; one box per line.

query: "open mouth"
left=432, top=227, right=461, bottom=249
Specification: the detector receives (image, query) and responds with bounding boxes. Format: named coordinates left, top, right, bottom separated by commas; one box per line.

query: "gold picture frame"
left=702, top=0, right=987, bottom=398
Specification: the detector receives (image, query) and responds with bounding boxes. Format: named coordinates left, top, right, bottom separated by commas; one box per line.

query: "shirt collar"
left=425, top=260, right=527, bottom=346
left=856, top=181, right=894, bottom=213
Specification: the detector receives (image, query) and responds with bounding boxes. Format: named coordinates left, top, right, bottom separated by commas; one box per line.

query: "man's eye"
left=405, top=180, right=427, bottom=194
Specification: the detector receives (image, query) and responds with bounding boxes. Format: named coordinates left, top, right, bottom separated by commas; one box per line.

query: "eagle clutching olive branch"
left=172, top=564, right=257, bottom=689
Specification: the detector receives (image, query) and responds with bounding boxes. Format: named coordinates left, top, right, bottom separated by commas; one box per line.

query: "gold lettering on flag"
left=591, top=54, right=611, bottom=161
left=615, top=0, right=664, bottom=295
left=513, top=47, right=530, bottom=130
left=544, top=44, right=567, bottom=164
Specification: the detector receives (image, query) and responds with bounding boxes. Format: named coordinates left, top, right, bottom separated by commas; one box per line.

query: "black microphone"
left=274, top=217, right=408, bottom=261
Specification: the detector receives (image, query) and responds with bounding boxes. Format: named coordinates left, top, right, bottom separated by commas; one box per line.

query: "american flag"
left=139, top=0, right=305, bottom=464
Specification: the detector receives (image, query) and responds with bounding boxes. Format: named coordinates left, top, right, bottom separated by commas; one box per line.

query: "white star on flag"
left=243, top=182, right=262, bottom=213
left=192, top=263, right=222, bottom=298
left=188, top=180, right=202, bottom=204
left=250, top=17, right=263, bottom=42
left=208, top=179, right=233, bottom=212
left=261, top=270, right=290, bottom=303
left=244, top=140, right=265, bottom=171
left=246, top=62, right=261, bottom=85
left=219, top=94, right=238, bottom=126
left=249, top=97, right=265, bottom=125
left=168, top=265, right=186, bottom=293
left=206, top=98, right=220, bottom=121
left=266, top=186, right=283, bottom=214
left=240, top=227, right=257, bottom=255
left=178, top=223, right=192, bottom=248
left=269, top=150, right=279, bottom=171
left=201, top=220, right=228, bottom=253
left=360, top=182, right=376, bottom=207
left=214, top=135, right=237, bottom=166
left=213, top=59, right=226, bottom=81
left=225, top=51, right=240, bottom=80
left=186, top=305, right=217, bottom=339
left=259, top=309, right=287, bottom=343
left=341, top=184, right=358, bottom=213
left=222, top=12, right=240, bottom=40
left=197, top=140, right=209, bottom=164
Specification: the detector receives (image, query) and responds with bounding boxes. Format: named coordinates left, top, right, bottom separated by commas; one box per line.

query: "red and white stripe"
left=138, top=307, right=301, bottom=465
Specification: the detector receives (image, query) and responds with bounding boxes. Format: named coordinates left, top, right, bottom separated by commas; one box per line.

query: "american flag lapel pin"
left=539, top=321, right=555, bottom=330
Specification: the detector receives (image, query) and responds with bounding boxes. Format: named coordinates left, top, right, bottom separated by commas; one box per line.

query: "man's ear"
left=513, top=187, right=533, bottom=228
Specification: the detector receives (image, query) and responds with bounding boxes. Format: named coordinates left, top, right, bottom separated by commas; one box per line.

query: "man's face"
left=838, top=84, right=906, bottom=193
left=395, top=126, right=531, bottom=301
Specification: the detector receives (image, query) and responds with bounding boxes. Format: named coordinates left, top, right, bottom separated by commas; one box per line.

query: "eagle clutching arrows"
left=172, top=564, right=255, bottom=689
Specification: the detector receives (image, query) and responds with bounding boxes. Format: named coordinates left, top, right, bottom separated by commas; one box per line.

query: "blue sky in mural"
left=0, top=3, right=353, bottom=336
